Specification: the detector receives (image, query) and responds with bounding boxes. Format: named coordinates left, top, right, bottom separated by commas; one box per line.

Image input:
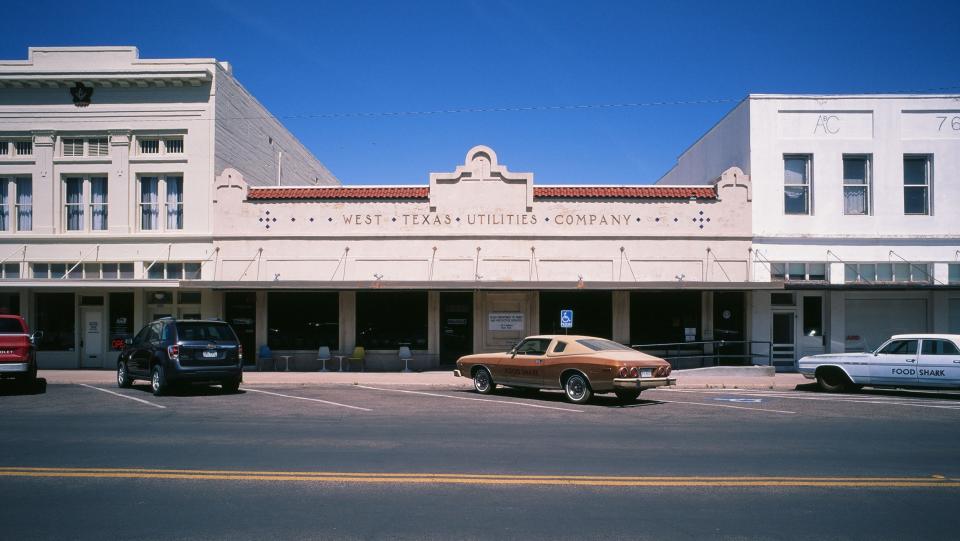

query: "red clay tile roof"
left=533, top=186, right=716, bottom=199
left=247, top=187, right=430, bottom=200
left=247, top=185, right=716, bottom=201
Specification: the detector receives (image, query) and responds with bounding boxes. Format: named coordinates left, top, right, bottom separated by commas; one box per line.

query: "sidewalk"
left=39, top=368, right=809, bottom=391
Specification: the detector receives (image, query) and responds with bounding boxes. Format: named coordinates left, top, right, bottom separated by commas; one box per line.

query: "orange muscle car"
left=454, top=335, right=675, bottom=404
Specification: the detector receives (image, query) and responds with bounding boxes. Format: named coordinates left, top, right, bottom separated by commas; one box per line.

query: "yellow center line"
left=0, top=467, right=957, bottom=487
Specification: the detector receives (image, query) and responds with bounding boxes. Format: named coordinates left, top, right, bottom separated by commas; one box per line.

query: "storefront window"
left=109, top=292, right=134, bottom=351
left=539, top=291, right=612, bottom=338
left=36, top=292, right=75, bottom=350
left=630, top=292, right=701, bottom=345
left=0, top=292, right=19, bottom=315
left=267, top=292, right=339, bottom=350
left=356, top=291, right=427, bottom=350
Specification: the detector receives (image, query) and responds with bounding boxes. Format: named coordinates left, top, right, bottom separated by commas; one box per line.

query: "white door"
left=81, top=308, right=104, bottom=368
left=771, top=311, right=796, bottom=371
left=869, top=338, right=919, bottom=386
left=917, top=339, right=960, bottom=387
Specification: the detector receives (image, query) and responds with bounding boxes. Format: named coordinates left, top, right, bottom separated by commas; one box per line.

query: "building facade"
left=0, top=47, right=338, bottom=368
left=3, top=48, right=956, bottom=372
left=659, top=94, right=960, bottom=368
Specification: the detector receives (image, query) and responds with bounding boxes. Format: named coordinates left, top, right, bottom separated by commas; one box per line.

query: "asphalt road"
left=1, top=379, right=959, bottom=540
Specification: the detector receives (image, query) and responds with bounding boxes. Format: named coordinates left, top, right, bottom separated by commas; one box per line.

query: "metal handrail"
left=630, top=340, right=773, bottom=367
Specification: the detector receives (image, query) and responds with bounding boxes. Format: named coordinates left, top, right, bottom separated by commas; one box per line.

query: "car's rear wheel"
left=117, top=360, right=133, bottom=388
left=816, top=367, right=851, bottom=393
left=151, top=364, right=168, bottom=396
left=563, top=373, right=592, bottom=404
left=473, top=367, right=496, bottom=394
left=221, top=379, right=241, bottom=394
left=615, top=390, right=641, bottom=403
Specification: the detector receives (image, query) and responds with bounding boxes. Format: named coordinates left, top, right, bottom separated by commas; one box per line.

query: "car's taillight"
left=238, top=345, right=243, bottom=362
left=618, top=366, right=629, bottom=378
left=629, top=366, right=640, bottom=378
left=167, top=345, right=179, bottom=361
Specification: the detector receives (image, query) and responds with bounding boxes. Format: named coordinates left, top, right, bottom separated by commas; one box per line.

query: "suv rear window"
left=0, top=319, right=24, bottom=333
left=175, top=322, right=235, bottom=342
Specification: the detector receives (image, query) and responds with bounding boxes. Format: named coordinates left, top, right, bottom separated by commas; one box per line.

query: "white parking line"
left=245, top=388, right=372, bottom=412
left=79, top=384, right=166, bottom=409
left=655, top=398, right=796, bottom=414
left=355, top=385, right=584, bottom=413
left=658, top=389, right=960, bottom=410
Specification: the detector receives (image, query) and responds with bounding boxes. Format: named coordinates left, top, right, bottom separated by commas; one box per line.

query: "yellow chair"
left=348, top=346, right=365, bottom=372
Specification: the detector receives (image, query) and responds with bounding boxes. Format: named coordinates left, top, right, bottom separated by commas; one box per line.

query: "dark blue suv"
left=117, top=318, right=243, bottom=396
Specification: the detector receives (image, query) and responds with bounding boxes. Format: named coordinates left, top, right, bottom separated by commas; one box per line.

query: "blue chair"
left=258, top=345, right=273, bottom=372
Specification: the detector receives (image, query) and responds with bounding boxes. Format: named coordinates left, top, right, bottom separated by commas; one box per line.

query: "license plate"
left=202, top=350, right=218, bottom=359
left=640, top=368, right=653, bottom=378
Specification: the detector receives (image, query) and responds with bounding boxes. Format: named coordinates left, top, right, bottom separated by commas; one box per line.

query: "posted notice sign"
left=560, top=309, right=573, bottom=329
left=489, top=312, right=524, bottom=331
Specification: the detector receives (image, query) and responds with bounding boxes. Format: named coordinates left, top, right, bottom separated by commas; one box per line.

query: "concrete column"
left=751, top=291, right=772, bottom=364
left=829, top=291, right=846, bottom=353
left=339, top=291, right=356, bottom=355
left=932, top=291, right=948, bottom=333
left=201, top=289, right=222, bottom=319
left=108, top=130, right=131, bottom=234
left=701, top=291, right=714, bottom=341
left=31, top=131, right=55, bottom=235
left=133, top=289, right=145, bottom=332
left=611, top=291, right=630, bottom=344
left=473, top=290, right=484, bottom=354
left=529, top=291, right=539, bottom=336
left=829, top=262, right=846, bottom=285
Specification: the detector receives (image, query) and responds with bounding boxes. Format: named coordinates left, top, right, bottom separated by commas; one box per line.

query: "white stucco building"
left=659, top=94, right=960, bottom=368
left=0, top=47, right=337, bottom=368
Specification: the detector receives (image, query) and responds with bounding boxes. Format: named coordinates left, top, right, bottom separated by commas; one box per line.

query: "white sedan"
left=798, top=334, right=960, bottom=392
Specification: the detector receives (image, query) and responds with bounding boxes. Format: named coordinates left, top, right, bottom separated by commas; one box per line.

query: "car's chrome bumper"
left=453, top=369, right=462, bottom=378
left=0, top=362, right=29, bottom=373
left=613, top=377, right=676, bottom=390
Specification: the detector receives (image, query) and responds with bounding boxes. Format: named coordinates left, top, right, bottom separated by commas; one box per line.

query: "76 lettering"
left=936, top=116, right=960, bottom=131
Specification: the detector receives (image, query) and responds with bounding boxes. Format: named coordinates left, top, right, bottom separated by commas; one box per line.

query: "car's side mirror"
left=124, top=338, right=133, bottom=346
left=30, top=331, right=43, bottom=342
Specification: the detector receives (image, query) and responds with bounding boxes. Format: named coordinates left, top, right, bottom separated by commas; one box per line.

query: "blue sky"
left=4, top=0, right=959, bottom=185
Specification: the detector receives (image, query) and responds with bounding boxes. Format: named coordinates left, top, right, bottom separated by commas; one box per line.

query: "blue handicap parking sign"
left=560, top=309, right=573, bottom=329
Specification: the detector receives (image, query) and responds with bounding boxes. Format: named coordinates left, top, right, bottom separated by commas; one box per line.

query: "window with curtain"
left=0, top=181, right=8, bottom=231
left=903, top=155, right=930, bottom=215
left=15, top=178, right=31, bottom=231
left=166, top=176, right=183, bottom=230
left=842, top=156, right=870, bottom=215
left=140, top=177, right=159, bottom=230
left=65, top=177, right=84, bottom=231
left=783, top=155, right=811, bottom=215
left=90, top=177, right=108, bottom=230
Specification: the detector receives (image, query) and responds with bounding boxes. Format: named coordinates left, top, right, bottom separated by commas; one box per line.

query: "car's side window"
left=878, top=340, right=918, bottom=355
left=133, top=326, right=150, bottom=345
left=922, top=340, right=960, bottom=355
left=515, top=339, right=550, bottom=356
left=161, top=323, right=173, bottom=343
left=553, top=341, right=568, bottom=353
left=147, top=323, right=162, bottom=344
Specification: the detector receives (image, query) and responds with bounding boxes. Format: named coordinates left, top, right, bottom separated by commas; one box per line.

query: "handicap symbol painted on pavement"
left=713, top=398, right=763, bottom=403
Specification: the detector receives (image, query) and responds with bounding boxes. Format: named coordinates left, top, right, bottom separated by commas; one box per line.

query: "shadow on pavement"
left=0, top=377, right=47, bottom=396
left=451, top=386, right=666, bottom=408
left=128, top=383, right=246, bottom=397
left=795, top=381, right=960, bottom=401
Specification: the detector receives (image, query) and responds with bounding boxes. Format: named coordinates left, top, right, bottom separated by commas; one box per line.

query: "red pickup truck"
left=0, top=315, right=40, bottom=384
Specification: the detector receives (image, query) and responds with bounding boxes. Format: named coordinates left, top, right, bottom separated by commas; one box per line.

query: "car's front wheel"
left=117, top=360, right=133, bottom=388
left=473, top=367, right=496, bottom=394
left=151, top=364, right=168, bottom=396
left=563, top=373, right=592, bottom=404
left=615, top=390, right=640, bottom=403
